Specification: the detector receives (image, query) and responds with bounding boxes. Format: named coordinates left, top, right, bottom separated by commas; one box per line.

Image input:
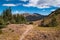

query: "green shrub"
left=10, top=19, right=16, bottom=24
left=29, top=22, right=33, bottom=24
left=0, top=18, right=6, bottom=29
left=0, top=18, right=4, bottom=25
left=0, top=25, right=5, bottom=29
left=48, top=17, right=58, bottom=27
left=12, top=30, right=14, bottom=32
left=0, top=29, right=2, bottom=34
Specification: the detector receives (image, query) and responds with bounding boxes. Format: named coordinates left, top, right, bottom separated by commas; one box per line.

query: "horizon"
left=0, top=0, right=60, bottom=15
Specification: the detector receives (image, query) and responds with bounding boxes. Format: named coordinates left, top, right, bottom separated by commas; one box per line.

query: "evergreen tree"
left=2, top=7, right=27, bottom=24
left=15, top=14, right=27, bottom=24
left=41, top=18, right=45, bottom=26
left=49, top=17, right=58, bottom=27
left=2, top=7, right=12, bottom=22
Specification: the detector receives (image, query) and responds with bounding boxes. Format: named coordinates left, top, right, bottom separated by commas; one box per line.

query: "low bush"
left=29, top=22, right=33, bottom=24
left=0, top=29, right=2, bottom=34
left=0, top=25, right=6, bottom=29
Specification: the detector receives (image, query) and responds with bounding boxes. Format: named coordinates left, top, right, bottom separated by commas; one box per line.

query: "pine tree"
left=15, top=14, right=27, bottom=24
left=49, top=17, right=58, bottom=27
left=2, top=7, right=12, bottom=22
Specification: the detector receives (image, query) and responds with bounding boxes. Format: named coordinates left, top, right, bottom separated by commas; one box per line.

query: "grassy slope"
left=34, top=26, right=60, bottom=31
left=23, top=25, right=60, bottom=40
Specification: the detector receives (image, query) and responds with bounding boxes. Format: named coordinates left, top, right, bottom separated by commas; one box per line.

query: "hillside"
left=40, top=8, right=60, bottom=27
left=22, top=13, right=46, bottom=21
left=21, top=13, right=46, bottom=25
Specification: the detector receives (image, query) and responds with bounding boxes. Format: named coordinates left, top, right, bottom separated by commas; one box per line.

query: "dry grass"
left=23, top=25, right=60, bottom=40
left=34, top=26, right=60, bottom=31
left=0, top=24, right=29, bottom=40
left=0, top=24, right=60, bottom=40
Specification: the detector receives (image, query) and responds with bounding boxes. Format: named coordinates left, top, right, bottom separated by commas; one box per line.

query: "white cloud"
left=14, top=11, right=20, bottom=13
left=51, top=9, right=56, bottom=11
left=12, top=10, right=26, bottom=14
left=23, top=0, right=60, bottom=8
left=2, top=4, right=17, bottom=6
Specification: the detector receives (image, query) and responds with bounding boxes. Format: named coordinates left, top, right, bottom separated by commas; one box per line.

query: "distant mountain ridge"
left=22, top=13, right=46, bottom=21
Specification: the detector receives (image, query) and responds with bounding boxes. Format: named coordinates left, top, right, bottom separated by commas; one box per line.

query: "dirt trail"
left=19, top=25, right=33, bottom=40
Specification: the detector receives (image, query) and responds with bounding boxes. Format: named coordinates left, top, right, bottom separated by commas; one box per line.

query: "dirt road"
left=19, top=25, right=33, bottom=40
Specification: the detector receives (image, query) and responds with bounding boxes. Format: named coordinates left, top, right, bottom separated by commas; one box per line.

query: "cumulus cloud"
left=50, top=9, right=56, bottom=11
left=13, top=11, right=20, bottom=14
left=12, top=10, right=26, bottom=14
left=2, top=4, right=17, bottom=6
left=23, top=0, right=60, bottom=8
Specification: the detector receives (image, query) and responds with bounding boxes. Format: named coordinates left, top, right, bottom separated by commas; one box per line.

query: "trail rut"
left=19, top=25, right=33, bottom=40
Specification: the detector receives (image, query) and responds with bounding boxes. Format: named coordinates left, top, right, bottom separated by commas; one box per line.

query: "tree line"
left=0, top=7, right=27, bottom=29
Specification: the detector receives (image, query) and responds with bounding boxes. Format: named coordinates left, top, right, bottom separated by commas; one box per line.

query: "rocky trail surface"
left=0, top=24, right=60, bottom=40
left=19, top=25, right=33, bottom=40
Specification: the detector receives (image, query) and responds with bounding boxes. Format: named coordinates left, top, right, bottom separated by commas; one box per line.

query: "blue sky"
left=0, top=0, right=60, bottom=15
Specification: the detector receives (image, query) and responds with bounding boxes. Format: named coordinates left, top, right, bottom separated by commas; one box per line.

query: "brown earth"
left=23, top=28, right=60, bottom=40
left=0, top=24, right=60, bottom=40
